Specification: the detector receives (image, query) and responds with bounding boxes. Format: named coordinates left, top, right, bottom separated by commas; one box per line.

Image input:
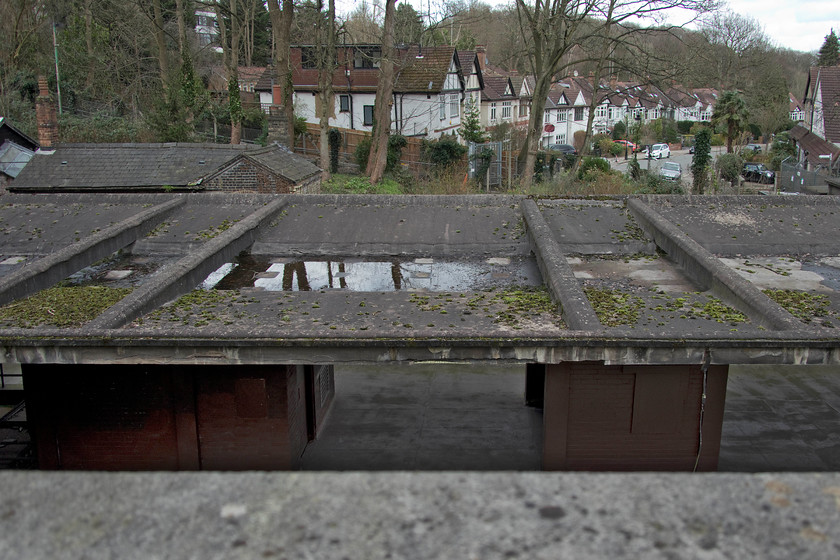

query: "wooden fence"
left=294, top=124, right=469, bottom=178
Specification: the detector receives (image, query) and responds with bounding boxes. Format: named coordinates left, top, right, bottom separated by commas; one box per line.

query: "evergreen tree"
left=458, top=96, right=486, bottom=144
left=817, top=29, right=840, bottom=67
left=691, top=128, right=712, bottom=195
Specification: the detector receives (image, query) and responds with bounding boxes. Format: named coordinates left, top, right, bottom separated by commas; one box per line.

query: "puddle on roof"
left=203, top=254, right=542, bottom=292
left=63, top=251, right=163, bottom=288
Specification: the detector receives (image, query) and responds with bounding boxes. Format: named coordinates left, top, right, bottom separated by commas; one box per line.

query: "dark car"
left=742, top=162, right=775, bottom=184
left=547, top=143, right=577, bottom=154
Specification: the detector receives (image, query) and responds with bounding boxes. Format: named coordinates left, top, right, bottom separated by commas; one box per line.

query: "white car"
left=643, top=143, right=671, bottom=159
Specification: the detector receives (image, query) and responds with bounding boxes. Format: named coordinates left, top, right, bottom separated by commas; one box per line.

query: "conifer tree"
left=817, top=29, right=840, bottom=67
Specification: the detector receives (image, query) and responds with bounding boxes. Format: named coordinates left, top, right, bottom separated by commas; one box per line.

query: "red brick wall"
left=24, top=364, right=314, bottom=471
left=543, top=362, right=728, bottom=471
left=196, top=365, right=299, bottom=470
left=24, top=365, right=183, bottom=470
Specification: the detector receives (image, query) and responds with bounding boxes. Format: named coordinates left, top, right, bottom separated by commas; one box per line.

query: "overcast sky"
left=334, top=0, right=839, bottom=54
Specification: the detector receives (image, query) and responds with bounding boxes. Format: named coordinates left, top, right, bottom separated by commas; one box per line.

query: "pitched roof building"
left=793, top=66, right=840, bottom=171
left=10, top=143, right=321, bottom=194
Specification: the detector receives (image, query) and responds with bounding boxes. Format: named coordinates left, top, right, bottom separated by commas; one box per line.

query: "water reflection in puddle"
left=205, top=255, right=542, bottom=292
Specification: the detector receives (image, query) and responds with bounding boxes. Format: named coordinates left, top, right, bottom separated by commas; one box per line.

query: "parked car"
left=659, top=161, right=682, bottom=181
left=742, top=162, right=775, bottom=184
left=547, top=144, right=577, bottom=154
left=642, top=143, right=670, bottom=159
left=744, top=143, right=762, bottom=153
left=614, top=139, right=639, bottom=153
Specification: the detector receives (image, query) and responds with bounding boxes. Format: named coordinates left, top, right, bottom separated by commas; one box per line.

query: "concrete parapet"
left=520, top=199, right=601, bottom=330
left=89, top=198, right=289, bottom=329
left=628, top=198, right=803, bottom=331
left=0, top=197, right=186, bottom=307
left=0, top=471, right=837, bottom=559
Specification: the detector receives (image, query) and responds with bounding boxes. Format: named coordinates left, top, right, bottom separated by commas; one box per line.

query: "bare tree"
left=267, top=0, right=295, bottom=147
left=515, top=0, right=714, bottom=187
left=315, top=0, right=336, bottom=180
left=366, top=0, right=396, bottom=184
left=216, top=0, right=243, bottom=144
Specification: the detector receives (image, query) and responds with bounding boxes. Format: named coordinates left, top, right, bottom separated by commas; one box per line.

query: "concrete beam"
left=628, top=199, right=803, bottom=331
left=6, top=337, right=840, bottom=366
left=520, top=199, right=601, bottom=331
left=88, top=198, right=289, bottom=329
left=0, top=198, right=186, bottom=307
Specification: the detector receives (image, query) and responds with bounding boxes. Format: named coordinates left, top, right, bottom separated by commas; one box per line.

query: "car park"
left=659, top=161, right=682, bottom=181
left=742, top=162, right=775, bottom=184
left=642, top=143, right=670, bottom=159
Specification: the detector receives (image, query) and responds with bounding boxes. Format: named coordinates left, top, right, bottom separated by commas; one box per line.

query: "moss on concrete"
left=0, top=286, right=133, bottom=328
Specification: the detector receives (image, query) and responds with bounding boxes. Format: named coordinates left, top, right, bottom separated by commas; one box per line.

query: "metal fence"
left=779, top=158, right=822, bottom=193
left=468, top=141, right=503, bottom=189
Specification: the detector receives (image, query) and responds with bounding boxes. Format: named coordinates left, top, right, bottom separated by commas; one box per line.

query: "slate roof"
left=236, top=145, right=320, bottom=183
left=10, top=143, right=319, bottom=191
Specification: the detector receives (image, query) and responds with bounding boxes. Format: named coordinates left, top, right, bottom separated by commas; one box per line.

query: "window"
left=574, top=107, right=584, bottom=121
left=555, top=134, right=566, bottom=144
left=439, top=94, right=446, bottom=120
left=557, top=110, right=567, bottom=123
left=301, top=47, right=317, bottom=69
left=339, top=95, right=350, bottom=112
left=519, top=104, right=529, bottom=118
left=490, top=102, right=497, bottom=121
left=450, top=94, right=459, bottom=119
left=363, top=105, right=374, bottom=126
left=501, top=101, right=512, bottom=119
left=595, top=104, right=607, bottom=118
left=353, top=47, right=381, bottom=69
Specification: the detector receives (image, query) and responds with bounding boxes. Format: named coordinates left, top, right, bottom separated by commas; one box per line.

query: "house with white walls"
left=257, top=45, right=465, bottom=140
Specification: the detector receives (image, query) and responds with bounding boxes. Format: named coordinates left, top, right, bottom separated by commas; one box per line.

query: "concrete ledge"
left=0, top=198, right=186, bottom=307
left=88, top=198, right=289, bottom=329
left=521, top=199, right=601, bottom=330
left=0, top=471, right=838, bottom=559
left=628, top=199, right=803, bottom=331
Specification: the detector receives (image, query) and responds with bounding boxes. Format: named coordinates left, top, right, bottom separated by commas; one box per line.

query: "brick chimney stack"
left=36, top=76, right=58, bottom=149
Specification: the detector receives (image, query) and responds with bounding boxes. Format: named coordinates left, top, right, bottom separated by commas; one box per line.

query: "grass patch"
left=0, top=286, right=132, bottom=328
left=322, top=174, right=403, bottom=195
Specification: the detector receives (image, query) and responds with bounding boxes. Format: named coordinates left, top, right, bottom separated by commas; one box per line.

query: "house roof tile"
left=394, top=46, right=458, bottom=93
left=10, top=143, right=318, bottom=190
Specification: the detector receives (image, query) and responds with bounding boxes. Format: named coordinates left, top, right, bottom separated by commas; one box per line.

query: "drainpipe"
left=346, top=68, right=354, bottom=129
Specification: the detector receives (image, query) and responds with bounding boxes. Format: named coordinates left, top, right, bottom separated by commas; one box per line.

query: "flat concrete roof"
left=1, top=193, right=839, bottom=366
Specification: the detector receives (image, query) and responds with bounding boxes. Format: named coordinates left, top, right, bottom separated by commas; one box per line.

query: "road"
left=607, top=146, right=728, bottom=192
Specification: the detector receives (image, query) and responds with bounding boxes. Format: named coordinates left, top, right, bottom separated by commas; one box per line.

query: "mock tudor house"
left=264, top=45, right=465, bottom=139
left=791, top=66, right=840, bottom=173
left=789, top=93, right=805, bottom=123
left=536, top=75, right=718, bottom=148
